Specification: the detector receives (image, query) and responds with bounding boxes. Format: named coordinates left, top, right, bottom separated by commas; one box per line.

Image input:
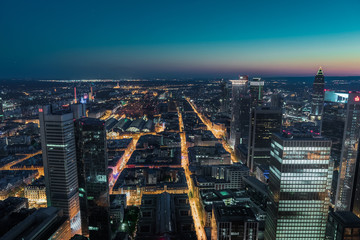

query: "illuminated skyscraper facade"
left=75, top=118, right=111, bottom=239
left=39, top=106, right=81, bottom=236
left=230, top=76, right=250, bottom=149
left=335, top=92, right=360, bottom=214
left=310, top=67, right=325, bottom=129
left=265, top=133, right=333, bottom=239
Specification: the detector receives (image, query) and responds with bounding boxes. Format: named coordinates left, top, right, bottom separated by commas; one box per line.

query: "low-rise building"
left=136, top=193, right=196, bottom=239
left=1, top=207, right=71, bottom=240
left=24, top=176, right=46, bottom=205
left=211, top=204, right=259, bottom=240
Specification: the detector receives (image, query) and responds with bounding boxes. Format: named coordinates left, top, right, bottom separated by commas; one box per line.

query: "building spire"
left=317, top=67, right=323, bottom=75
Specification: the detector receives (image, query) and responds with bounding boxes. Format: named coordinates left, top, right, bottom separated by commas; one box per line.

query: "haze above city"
left=1, top=0, right=360, bottom=79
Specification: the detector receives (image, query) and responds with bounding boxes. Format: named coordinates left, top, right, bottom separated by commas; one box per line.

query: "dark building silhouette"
left=211, top=204, right=259, bottom=240
left=136, top=193, right=196, bottom=239
left=249, top=77, right=264, bottom=108
left=0, top=97, right=4, bottom=122
left=335, top=92, right=360, bottom=214
left=322, top=97, right=347, bottom=205
left=75, top=118, right=111, bottom=240
left=247, top=107, right=282, bottom=171
left=220, top=80, right=231, bottom=113
left=326, top=211, right=360, bottom=239
left=270, top=93, right=282, bottom=108
left=230, top=76, right=250, bottom=150
left=0, top=207, right=71, bottom=240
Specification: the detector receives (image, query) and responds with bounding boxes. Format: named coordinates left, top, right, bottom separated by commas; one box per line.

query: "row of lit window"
left=282, top=160, right=329, bottom=164
left=279, top=203, right=324, bottom=208
left=277, top=227, right=324, bottom=230
left=280, top=189, right=326, bottom=192
left=278, top=215, right=326, bottom=219
left=283, top=147, right=330, bottom=150
left=281, top=180, right=327, bottom=184
left=279, top=207, right=326, bottom=212
left=280, top=184, right=330, bottom=189
left=279, top=200, right=324, bottom=203
left=281, top=176, right=327, bottom=180
left=282, top=171, right=328, bottom=176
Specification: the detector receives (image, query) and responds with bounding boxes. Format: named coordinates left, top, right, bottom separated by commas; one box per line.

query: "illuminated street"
left=109, top=133, right=141, bottom=194
left=0, top=150, right=42, bottom=171
left=178, top=106, right=207, bottom=240
left=186, top=98, right=238, bottom=163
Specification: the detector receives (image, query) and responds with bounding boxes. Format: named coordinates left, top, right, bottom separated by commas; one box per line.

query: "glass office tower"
left=230, top=76, right=250, bottom=149
left=75, top=118, right=111, bottom=239
left=265, top=133, right=333, bottom=239
left=247, top=107, right=282, bottom=172
left=335, top=92, right=360, bottom=215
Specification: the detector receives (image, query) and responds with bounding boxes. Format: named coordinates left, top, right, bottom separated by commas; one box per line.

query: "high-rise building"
left=220, top=80, right=230, bottom=113
left=75, top=118, right=111, bottom=239
left=264, top=133, right=333, bottom=239
left=310, top=67, right=325, bottom=130
left=271, top=93, right=282, bottom=108
left=0, top=97, right=4, bottom=122
left=352, top=145, right=360, bottom=218
left=247, top=107, right=282, bottom=172
left=230, top=76, right=250, bottom=149
left=325, top=211, right=360, bottom=239
left=322, top=94, right=347, bottom=205
left=249, top=77, right=264, bottom=108
left=335, top=92, right=360, bottom=214
left=39, top=106, right=81, bottom=236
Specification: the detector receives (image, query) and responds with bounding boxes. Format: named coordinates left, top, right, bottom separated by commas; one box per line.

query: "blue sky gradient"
left=1, top=0, right=360, bottom=78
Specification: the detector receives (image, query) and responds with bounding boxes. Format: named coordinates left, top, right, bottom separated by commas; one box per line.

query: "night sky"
left=1, top=0, right=360, bottom=79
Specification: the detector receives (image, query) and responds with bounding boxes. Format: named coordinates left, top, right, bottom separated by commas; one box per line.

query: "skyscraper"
left=229, top=76, right=250, bottom=149
left=75, top=118, right=111, bottom=239
left=220, top=80, right=230, bottom=113
left=39, top=105, right=81, bottom=236
left=310, top=67, right=325, bottom=130
left=0, top=97, right=4, bottom=122
left=249, top=77, right=264, bottom=108
left=322, top=93, right=347, bottom=205
left=247, top=107, right=282, bottom=172
left=335, top=92, right=360, bottom=214
left=265, top=133, right=333, bottom=239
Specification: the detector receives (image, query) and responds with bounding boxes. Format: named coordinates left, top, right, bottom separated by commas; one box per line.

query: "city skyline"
left=2, top=1, right=360, bottom=239
left=1, top=0, right=360, bottom=79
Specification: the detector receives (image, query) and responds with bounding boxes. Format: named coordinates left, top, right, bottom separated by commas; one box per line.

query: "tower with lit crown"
left=310, top=67, right=325, bottom=130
